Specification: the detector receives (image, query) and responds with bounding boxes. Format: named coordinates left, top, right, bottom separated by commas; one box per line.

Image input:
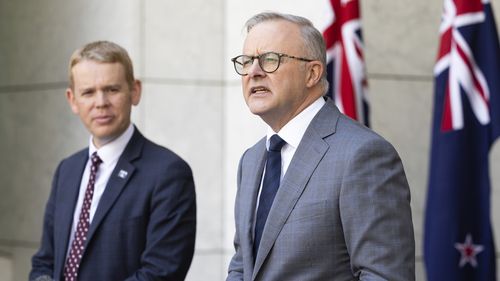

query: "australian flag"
left=424, top=0, right=500, bottom=280
left=323, top=0, right=369, bottom=126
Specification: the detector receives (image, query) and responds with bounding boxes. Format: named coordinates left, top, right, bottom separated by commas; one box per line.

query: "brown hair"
left=68, top=41, right=135, bottom=89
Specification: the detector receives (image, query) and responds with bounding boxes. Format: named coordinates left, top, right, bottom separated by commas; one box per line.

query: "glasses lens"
left=259, top=53, right=280, bottom=73
left=233, top=55, right=253, bottom=75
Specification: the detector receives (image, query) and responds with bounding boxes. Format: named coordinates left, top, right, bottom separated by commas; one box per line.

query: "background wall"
left=1, top=0, right=499, bottom=280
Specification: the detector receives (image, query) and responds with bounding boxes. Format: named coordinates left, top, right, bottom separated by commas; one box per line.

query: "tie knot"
left=269, top=134, right=286, bottom=152
left=91, top=152, right=102, bottom=166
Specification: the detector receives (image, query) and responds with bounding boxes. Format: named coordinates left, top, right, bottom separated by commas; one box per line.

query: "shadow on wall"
left=0, top=251, right=12, bottom=281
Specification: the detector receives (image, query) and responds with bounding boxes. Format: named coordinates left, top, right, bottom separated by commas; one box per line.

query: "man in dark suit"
left=30, top=41, right=196, bottom=281
left=227, top=12, right=415, bottom=280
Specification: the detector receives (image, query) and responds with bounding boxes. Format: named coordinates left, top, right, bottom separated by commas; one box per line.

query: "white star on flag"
left=454, top=233, right=484, bottom=267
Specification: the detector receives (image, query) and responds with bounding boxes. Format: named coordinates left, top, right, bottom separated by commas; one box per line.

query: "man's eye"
left=105, top=87, right=120, bottom=93
left=263, top=56, right=278, bottom=63
left=241, top=59, right=253, bottom=67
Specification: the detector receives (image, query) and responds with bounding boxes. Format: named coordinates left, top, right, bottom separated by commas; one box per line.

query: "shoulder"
left=317, top=114, right=403, bottom=169
left=56, top=147, right=88, bottom=170
left=248, top=136, right=266, bottom=152
left=311, top=98, right=393, bottom=150
left=139, top=136, right=193, bottom=174
left=336, top=115, right=396, bottom=151
left=240, top=137, right=266, bottom=161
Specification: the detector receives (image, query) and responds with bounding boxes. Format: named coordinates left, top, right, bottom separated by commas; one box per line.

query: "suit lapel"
left=252, top=99, right=339, bottom=279
left=54, top=150, right=87, bottom=277
left=85, top=129, right=143, bottom=245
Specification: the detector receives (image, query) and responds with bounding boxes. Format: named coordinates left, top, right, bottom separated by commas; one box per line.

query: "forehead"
left=243, top=20, right=303, bottom=55
left=72, top=60, right=126, bottom=85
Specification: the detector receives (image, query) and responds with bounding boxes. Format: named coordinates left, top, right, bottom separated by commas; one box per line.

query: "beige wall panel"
left=185, top=251, right=225, bottom=281
left=0, top=90, right=87, bottom=243
left=0, top=0, right=141, bottom=86
left=416, top=260, right=425, bottom=281
left=362, top=0, right=442, bottom=76
left=144, top=0, right=224, bottom=81
left=11, top=247, right=36, bottom=281
left=0, top=252, right=12, bottom=281
left=139, top=83, right=224, bottom=251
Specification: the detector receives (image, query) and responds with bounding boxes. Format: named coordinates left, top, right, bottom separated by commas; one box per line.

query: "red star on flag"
left=454, top=233, right=484, bottom=267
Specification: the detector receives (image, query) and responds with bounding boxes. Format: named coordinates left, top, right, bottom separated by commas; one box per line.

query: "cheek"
left=75, top=102, right=91, bottom=116
left=241, top=79, right=250, bottom=99
left=269, top=77, right=289, bottom=95
left=242, top=77, right=249, bottom=90
left=115, top=98, right=133, bottom=116
left=282, top=72, right=303, bottom=91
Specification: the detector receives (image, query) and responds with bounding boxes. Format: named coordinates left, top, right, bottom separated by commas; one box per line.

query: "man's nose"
left=95, top=91, right=110, bottom=107
left=247, top=59, right=265, bottom=77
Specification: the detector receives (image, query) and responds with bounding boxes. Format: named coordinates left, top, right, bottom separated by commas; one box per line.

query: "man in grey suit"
left=227, top=12, right=415, bottom=281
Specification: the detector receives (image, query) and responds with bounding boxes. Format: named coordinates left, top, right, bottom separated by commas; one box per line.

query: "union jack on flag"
left=323, top=0, right=369, bottom=126
left=424, top=0, right=500, bottom=280
left=435, top=0, right=492, bottom=132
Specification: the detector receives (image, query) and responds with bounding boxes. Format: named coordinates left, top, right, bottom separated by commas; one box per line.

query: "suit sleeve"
left=125, top=158, right=196, bottom=281
left=226, top=153, right=246, bottom=281
left=29, top=162, right=63, bottom=281
left=339, top=137, right=415, bottom=281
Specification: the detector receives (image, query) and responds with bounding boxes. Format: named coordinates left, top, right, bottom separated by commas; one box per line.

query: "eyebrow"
left=103, top=84, right=122, bottom=91
left=78, top=84, right=122, bottom=93
left=78, top=87, right=95, bottom=94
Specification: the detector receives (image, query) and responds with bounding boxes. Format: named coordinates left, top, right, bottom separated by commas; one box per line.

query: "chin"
left=249, top=109, right=270, bottom=119
left=91, top=127, right=118, bottom=140
left=248, top=104, right=263, bottom=114
left=247, top=100, right=272, bottom=114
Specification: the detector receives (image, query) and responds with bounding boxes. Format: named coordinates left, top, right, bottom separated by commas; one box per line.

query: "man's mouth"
left=250, top=86, right=270, bottom=95
left=93, top=115, right=113, bottom=124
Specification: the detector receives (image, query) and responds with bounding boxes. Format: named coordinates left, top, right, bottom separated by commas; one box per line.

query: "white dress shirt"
left=254, top=97, right=325, bottom=222
left=66, top=124, right=134, bottom=256
left=265, top=96, right=326, bottom=179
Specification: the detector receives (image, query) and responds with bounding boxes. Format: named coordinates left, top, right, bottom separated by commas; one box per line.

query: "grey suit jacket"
left=227, top=98, right=415, bottom=281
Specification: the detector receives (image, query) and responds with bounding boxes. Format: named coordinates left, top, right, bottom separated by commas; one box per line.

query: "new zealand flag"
left=424, top=0, right=500, bottom=280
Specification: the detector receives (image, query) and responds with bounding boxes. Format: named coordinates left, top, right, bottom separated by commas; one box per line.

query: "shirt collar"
left=266, top=96, right=326, bottom=149
left=88, top=124, right=135, bottom=165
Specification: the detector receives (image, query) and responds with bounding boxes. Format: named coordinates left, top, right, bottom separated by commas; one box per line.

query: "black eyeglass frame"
left=230, top=52, right=314, bottom=76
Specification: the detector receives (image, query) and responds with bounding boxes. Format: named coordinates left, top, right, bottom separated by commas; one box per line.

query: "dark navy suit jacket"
left=30, top=128, right=196, bottom=281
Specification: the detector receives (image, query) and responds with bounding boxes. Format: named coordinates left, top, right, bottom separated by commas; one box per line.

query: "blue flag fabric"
left=424, top=0, right=500, bottom=280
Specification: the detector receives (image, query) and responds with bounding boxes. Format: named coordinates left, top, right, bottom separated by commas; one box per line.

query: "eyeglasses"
left=231, top=52, right=314, bottom=76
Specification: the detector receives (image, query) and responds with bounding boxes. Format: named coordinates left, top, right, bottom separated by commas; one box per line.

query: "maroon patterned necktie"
left=63, top=152, right=102, bottom=281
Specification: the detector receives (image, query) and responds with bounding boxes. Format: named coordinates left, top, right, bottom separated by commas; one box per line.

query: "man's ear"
left=66, top=88, right=79, bottom=114
left=306, top=61, right=323, bottom=88
left=131, top=79, right=142, bottom=106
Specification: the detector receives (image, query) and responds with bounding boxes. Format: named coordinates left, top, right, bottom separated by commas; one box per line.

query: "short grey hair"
left=245, top=12, right=329, bottom=92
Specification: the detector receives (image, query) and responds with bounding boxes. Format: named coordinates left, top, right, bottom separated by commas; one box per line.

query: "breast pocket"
left=286, top=200, right=330, bottom=224
left=278, top=200, right=334, bottom=257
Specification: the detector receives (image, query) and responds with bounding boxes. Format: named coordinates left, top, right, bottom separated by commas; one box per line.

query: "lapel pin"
left=118, top=170, right=128, bottom=179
